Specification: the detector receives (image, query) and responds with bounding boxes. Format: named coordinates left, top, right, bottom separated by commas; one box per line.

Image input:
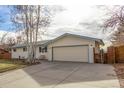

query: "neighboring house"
left=0, top=48, right=11, bottom=59
left=0, top=44, right=12, bottom=52
left=11, top=33, right=104, bottom=63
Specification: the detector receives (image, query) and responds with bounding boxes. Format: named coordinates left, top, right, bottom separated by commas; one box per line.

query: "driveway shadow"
left=18, top=61, right=120, bottom=88
left=0, top=61, right=119, bottom=88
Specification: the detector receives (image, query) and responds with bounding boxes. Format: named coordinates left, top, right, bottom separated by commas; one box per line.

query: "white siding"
left=12, top=46, right=48, bottom=59
left=47, top=48, right=52, bottom=61
left=11, top=35, right=101, bottom=63
left=48, top=36, right=95, bottom=48
left=35, top=46, right=48, bottom=59
left=12, top=48, right=28, bottom=59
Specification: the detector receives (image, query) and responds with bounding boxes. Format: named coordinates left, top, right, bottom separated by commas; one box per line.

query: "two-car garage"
left=52, top=45, right=89, bottom=62
left=47, top=33, right=103, bottom=63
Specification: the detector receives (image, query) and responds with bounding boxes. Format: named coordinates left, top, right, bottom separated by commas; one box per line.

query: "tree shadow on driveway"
left=0, top=61, right=120, bottom=88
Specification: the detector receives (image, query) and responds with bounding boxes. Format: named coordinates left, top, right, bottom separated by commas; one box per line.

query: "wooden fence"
left=107, top=46, right=116, bottom=64
left=107, top=45, right=124, bottom=64
left=94, top=48, right=106, bottom=64
left=94, top=53, right=107, bottom=64
left=115, top=46, right=124, bottom=63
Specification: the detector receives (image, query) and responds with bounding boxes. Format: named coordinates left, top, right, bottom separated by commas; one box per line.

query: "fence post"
left=93, top=48, right=95, bottom=63
left=100, top=49, right=104, bottom=64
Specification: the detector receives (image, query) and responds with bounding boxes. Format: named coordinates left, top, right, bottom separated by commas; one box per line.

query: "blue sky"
left=0, top=5, right=112, bottom=45
left=0, top=5, right=115, bottom=49
left=0, top=6, right=13, bottom=31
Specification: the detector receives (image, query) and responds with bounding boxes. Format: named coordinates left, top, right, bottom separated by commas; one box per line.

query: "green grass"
left=0, top=59, right=28, bottom=73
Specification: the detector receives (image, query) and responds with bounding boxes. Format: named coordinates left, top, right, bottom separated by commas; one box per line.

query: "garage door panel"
left=53, top=46, right=88, bottom=62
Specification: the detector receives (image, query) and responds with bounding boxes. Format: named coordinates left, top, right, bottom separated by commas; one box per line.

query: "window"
left=44, top=46, right=47, bottom=52
left=13, top=48, right=16, bottom=52
left=39, top=47, right=42, bottom=52
left=39, top=46, right=47, bottom=53
left=23, top=47, right=27, bottom=52
left=41, top=48, right=44, bottom=53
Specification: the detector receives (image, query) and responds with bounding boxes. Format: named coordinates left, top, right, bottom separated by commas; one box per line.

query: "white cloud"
left=0, top=5, right=114, bottom=48
left=45, top=5, right=110, bottom=40
left=0, top=30, right=15, bottom=38
left=40, top=5, right=115, bottom=49
left=0, top=30, right=20, bottom=44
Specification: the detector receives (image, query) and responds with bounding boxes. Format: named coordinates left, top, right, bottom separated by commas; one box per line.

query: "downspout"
left=88, top=44, right=94, bottom=63
left=51, top=40, right=54, bottom=62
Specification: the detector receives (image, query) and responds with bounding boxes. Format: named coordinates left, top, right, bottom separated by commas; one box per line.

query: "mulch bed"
left=113, top=64, right=124, bottom=88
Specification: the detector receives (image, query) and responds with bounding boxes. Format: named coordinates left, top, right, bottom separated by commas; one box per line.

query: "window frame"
left=41, top=47, right=44, bottom=53
left=13, top=48, right=16, bottom=52
left=44, top=46, right=47, bottom=52
left=23, top=47, right=27, bottom=52
left=39, top=46, right=47, bottom=53
left=39, top=47, right=42, bottom=53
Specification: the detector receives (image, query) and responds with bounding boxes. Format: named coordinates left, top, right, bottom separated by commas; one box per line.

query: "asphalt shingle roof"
left=11, top=40, right=50, bottom=48
left=12, top=33, right=104, bottom=48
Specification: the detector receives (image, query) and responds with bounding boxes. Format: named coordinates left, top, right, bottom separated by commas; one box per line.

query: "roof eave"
left=46, top=33, right=105, bottom=46
left=97, top=40, right=104, bottom=46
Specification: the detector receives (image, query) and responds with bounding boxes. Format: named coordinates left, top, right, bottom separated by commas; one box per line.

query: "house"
left=11, top=40, right=50, bottom=59
left=11, top=33, right=104, bottom=63
left=0, top=48, right=11, bottom=59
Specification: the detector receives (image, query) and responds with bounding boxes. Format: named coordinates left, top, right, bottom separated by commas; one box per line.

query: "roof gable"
left=50, top=33, right=104, bottom=45
left=12, top=33, right=104, bottom=48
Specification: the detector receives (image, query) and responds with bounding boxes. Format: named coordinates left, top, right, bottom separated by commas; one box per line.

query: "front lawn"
left=0, top=59, right=29, bottom=73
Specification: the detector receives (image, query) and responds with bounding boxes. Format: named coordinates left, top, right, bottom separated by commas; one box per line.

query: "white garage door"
left=53, top=45, right=89, bottom=62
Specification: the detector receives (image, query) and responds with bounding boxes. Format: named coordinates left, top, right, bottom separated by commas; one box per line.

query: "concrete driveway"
left=0, top=61, right=120, bottom=88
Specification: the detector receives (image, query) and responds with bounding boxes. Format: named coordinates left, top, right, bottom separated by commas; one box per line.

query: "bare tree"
left=110, top=26, right=124, bottom=46
left=104, top=6, right=124, bottom=29
left=0, top=32, right=8, bottom=44
left=103, top=6, right=124, bottom=45
left=6, top=37, right=16, bottom=45
left=10, top=5, right=64, bottom=63
left=0, top=15, right=6, bottom=45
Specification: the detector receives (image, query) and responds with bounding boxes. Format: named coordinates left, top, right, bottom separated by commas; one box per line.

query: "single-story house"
left=11, top=33, right=104, bottom=63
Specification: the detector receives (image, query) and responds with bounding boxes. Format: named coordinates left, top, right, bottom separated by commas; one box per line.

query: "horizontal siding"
left=48, top=36, right=95, bottom=48
left=12, top=47, right=48, bottom=59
